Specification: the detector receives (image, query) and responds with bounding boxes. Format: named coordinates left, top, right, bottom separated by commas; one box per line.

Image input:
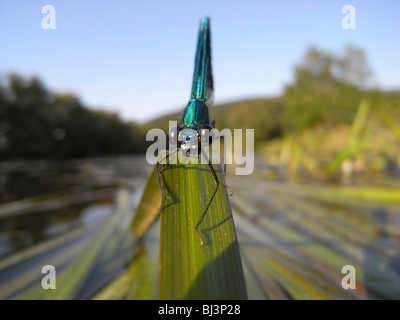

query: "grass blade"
left=158, top=161, right=247, bottom=299
left=42, top=188, right=132, bottom=300
left=92, top=221, right=160, bottom=300
left=131, top=168, right=161, bottom=240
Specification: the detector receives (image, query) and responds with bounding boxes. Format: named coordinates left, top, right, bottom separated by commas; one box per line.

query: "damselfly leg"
left=211, top=134, right=233, bottom=196
left=195, top=148, right=219, bottom=246
left=155, top=148, right=178, bottom=215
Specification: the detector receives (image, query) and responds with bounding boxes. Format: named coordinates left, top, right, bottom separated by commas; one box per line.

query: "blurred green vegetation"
left=0, top=74, right=145, bottom=158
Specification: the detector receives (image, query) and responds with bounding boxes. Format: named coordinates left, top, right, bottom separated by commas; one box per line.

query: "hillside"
left=140, top=97, right=285, bottom=146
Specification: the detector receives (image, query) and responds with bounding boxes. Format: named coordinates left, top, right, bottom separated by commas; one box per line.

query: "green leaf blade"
left=158, top=162, right=247, bottom=300
left=131, top=168, right=161, bottom=239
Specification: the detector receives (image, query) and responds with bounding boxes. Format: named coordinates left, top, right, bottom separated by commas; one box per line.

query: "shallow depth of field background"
left=0, top=1, right=399, bottom=299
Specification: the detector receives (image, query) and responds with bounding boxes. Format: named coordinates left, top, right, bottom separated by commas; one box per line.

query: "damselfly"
left=155, top=17, right=232, bottom=246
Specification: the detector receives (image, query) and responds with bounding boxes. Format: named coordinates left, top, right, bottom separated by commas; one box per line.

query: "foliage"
left=0, top=74, right=145, bottom=159
left=283, top=45, right=371, bottom=133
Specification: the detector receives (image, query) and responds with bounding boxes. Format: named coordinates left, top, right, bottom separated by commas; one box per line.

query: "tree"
left=283, top=45, right=372, bottom=133
left=0, top=74, right=147, bottom=158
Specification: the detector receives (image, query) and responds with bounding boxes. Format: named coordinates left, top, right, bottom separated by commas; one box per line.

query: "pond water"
left=0, top=155, right=399, bottom=299
left=0, top=156, right=150, bottom=258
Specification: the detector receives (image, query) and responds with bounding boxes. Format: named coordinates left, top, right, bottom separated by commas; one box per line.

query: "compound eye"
left=200, top=124, right=214, bottom=146
left=168, top=126, right=178, bottom=146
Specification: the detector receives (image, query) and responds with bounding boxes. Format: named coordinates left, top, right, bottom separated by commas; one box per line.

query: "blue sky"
left=0, top=0, right=399, bottom=122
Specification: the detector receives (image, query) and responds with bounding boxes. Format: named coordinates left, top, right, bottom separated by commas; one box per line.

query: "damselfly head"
left=178, top=127, right=199, bottom=157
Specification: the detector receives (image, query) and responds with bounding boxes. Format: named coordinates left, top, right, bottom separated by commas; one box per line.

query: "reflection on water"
left=363, top=206, right=400, bottom=299
left=0, top=156, right=151, bottom=299
left=0, top=156, right=151, bottom=259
